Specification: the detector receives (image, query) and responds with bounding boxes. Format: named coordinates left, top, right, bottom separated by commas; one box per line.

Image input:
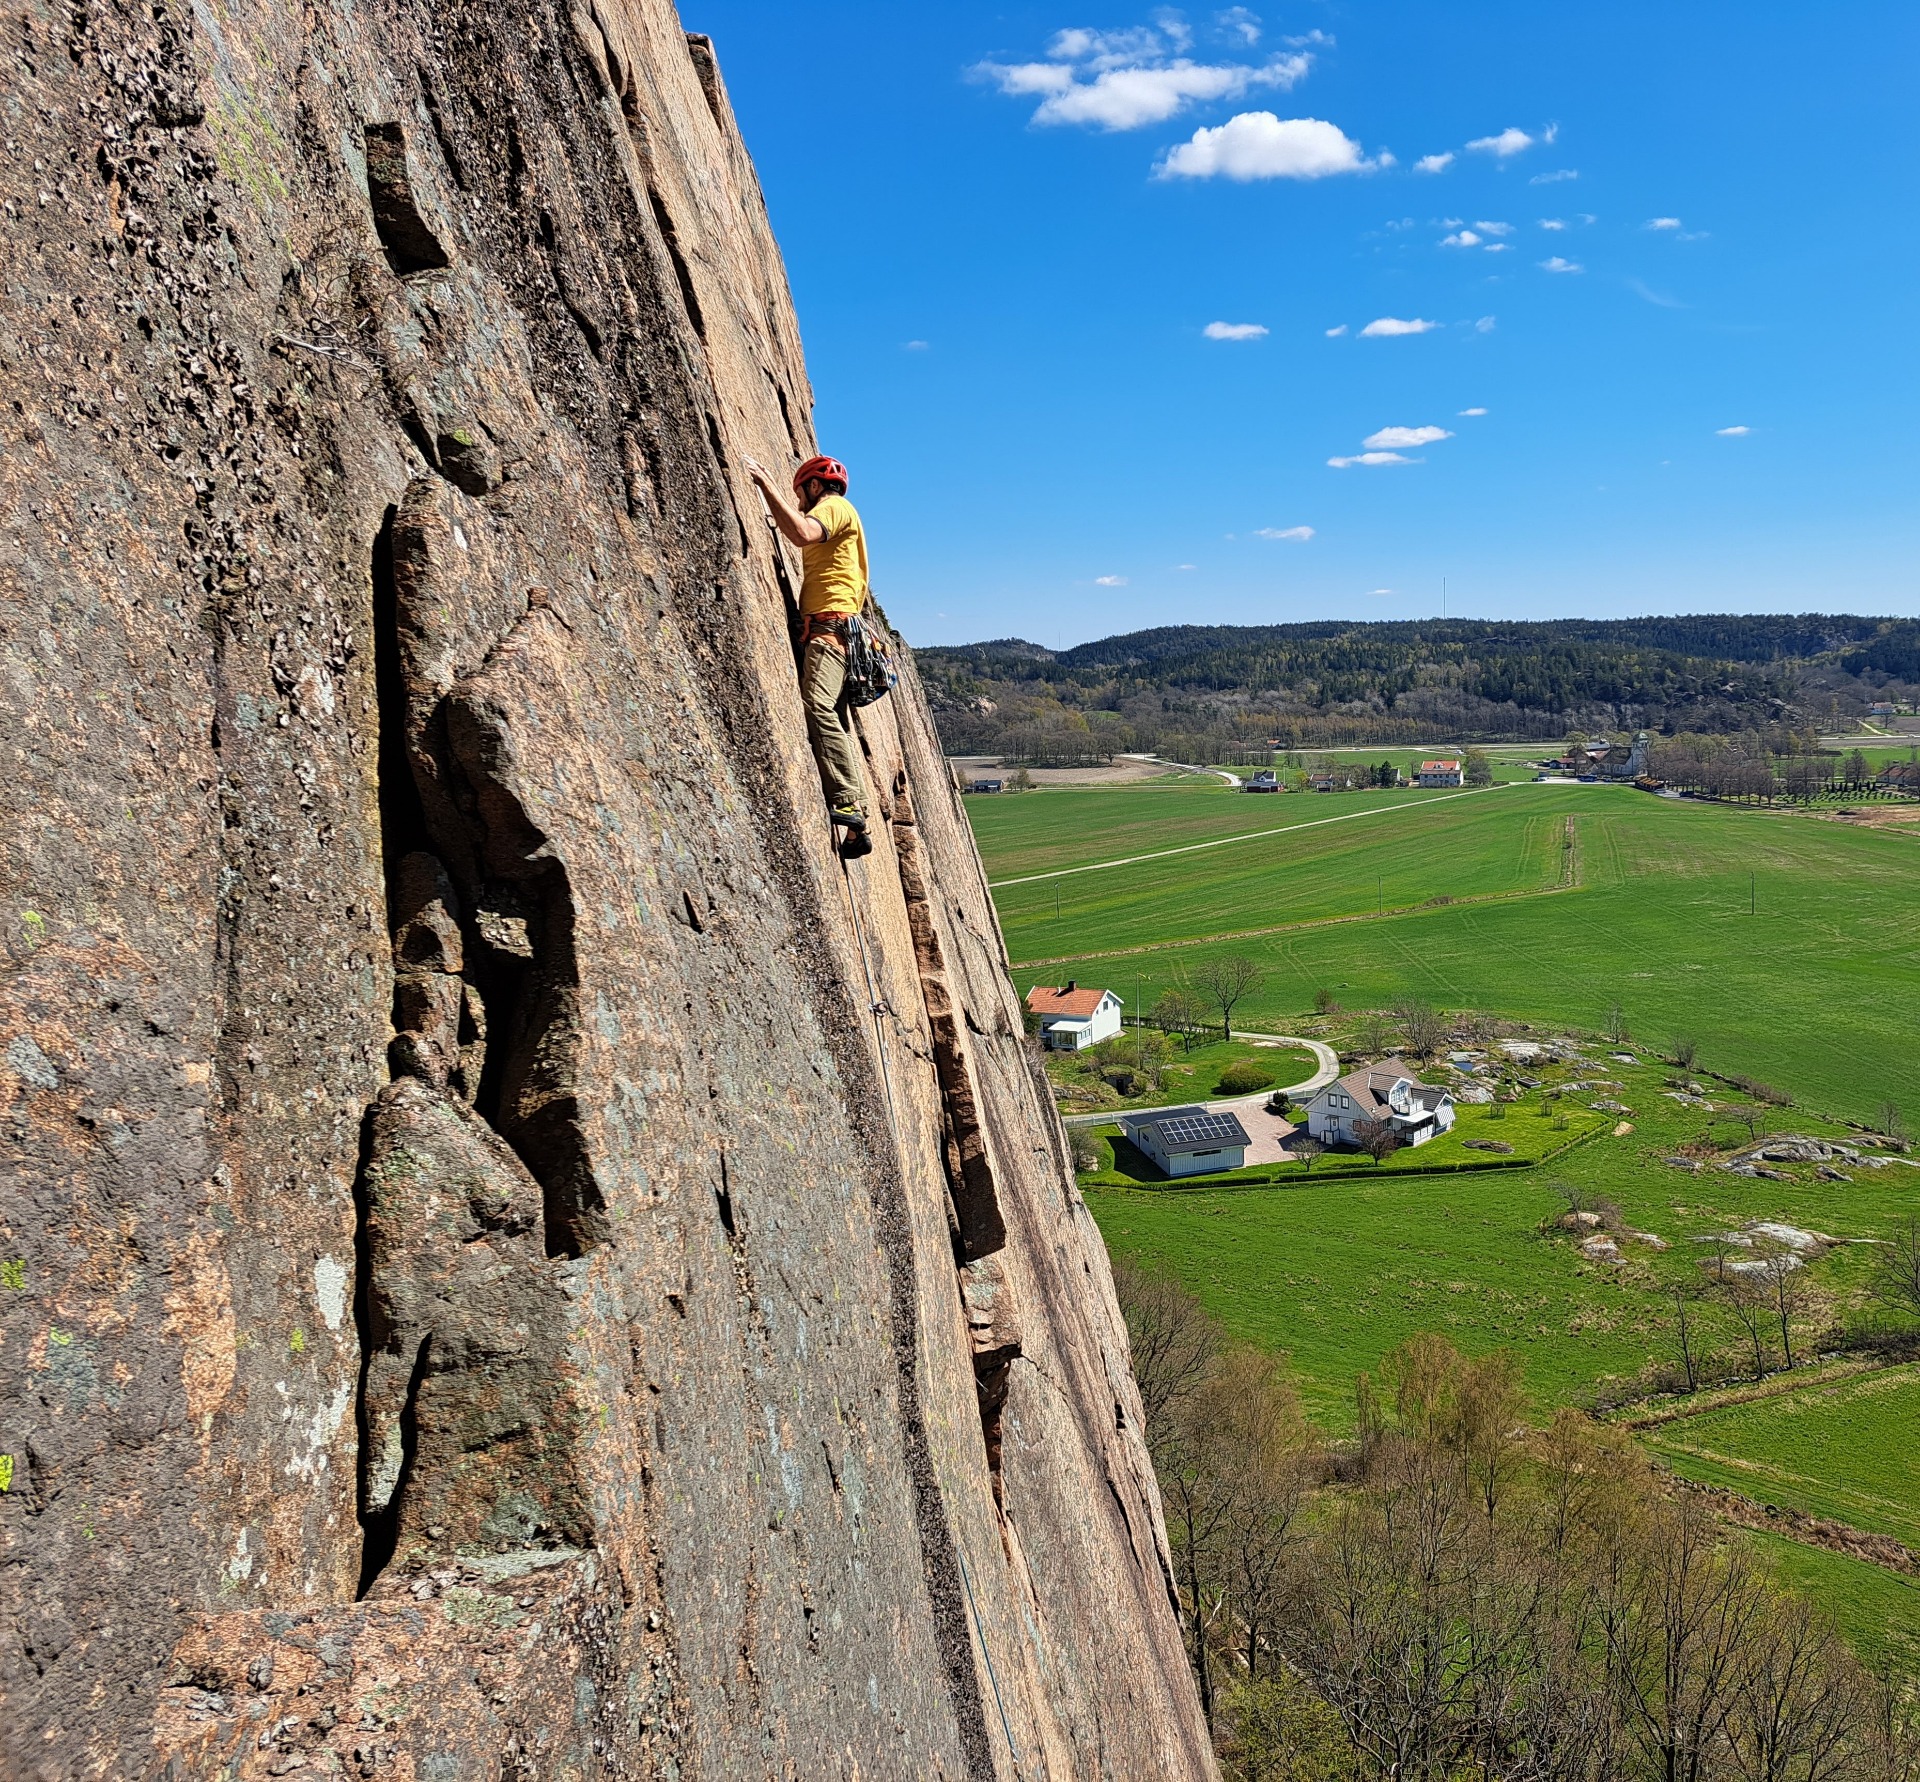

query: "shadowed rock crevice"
left=364, top=122, right=451, bottom=276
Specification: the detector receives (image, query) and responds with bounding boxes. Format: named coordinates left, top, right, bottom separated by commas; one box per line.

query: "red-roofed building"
left=1416, top=759, right=1463, bottom=788
left=1024, top=980, right=1124, bottom=1051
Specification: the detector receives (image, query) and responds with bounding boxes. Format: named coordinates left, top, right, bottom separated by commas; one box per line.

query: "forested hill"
left=917, top=615, right=1920, bottom=760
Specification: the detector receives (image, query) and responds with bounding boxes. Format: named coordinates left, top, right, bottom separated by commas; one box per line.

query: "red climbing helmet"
left=793, top=454, right=848, bottom=495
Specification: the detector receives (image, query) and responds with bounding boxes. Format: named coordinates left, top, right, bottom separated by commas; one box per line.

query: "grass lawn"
left=1747, top=1532, right=1920, bottom=1678
left=1643, top=1366, right=1920, bottom=1548
left=1045, top=1035, right=1318, bottom=1113
left=971, top=780, right=1920, bottom=1128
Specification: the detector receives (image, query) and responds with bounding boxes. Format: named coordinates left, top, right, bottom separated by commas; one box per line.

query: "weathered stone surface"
left=0, top=1, right=1212, bottom=1775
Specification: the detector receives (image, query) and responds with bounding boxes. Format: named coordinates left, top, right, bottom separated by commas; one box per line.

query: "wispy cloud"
left=902, top=339, right=930, bottom=350
left=1415, top=152, right=1454, bottom=174
left=1474, top=316, right=1497, bottom=332
left=1467, top=126, right=1536, bottom=158
left=1175, top=563, right=1198, bottom=570
left=973, top=22, right=1312, bottom=131
left=1158, top=112, right=1389, bottom=180
left=1647, top=217, right=1683, bottom=231
left=1216, top=6, right=1262, bottom=46
left=1539, top=255, right=1584, bottom=274
left=1364, top=425, right=1453, bottom=449
left=1094, top=574, right=1129, bottom=585
left=1203, top=320, right=1269, bottom=340
left=1325, top=323, right=1349, bottom=337
left=1474, top=220, right=1514, bottom=236
left=1539, top=218, right=1567, bottom=231
left=1716, top=425, right=1751, bottom=437
left=1458, top=406, right=1489, bottom=417
left=1530, top=168, right=1579, bottom=185
left=1366, top=588, right=1396, bottom=597
left=1360, top=316, right=1440, bottom=337
left=1629, top=278, right=1685, bottom=309
left=1646, top=216, right=1709, bottom=240
left=1253, top=524, right=1316, bottom=541
left=1329, top=451, right=1415, bottom=468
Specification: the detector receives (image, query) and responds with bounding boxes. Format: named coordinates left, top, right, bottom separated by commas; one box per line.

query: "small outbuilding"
left=966, top=778, right=1005, bottom=794
left=1025, top=981, right=1124, bottom=1051
left=1121, top=1105, right=1251, bottom=1178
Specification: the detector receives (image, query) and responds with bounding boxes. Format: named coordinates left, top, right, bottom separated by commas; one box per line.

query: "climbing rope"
left=957, top=1543, right=1024, bottom=1773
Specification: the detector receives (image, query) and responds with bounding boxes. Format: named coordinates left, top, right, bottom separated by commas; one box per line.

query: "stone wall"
left=0, top=0, right=1213, bottom=1773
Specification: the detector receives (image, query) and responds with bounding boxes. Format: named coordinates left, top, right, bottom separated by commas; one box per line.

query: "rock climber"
left=743, top=451, right=874, bottom=858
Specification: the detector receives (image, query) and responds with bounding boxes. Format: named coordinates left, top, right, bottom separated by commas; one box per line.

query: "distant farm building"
left=1245, top=769, right=1280, bottom=793
left=1121, top=1105, right=1251, bottom=1179
left=1878, top=763, right=1920, bottom=791
left=966, top=778, right=1005, bottom=794
left=1025, top=981, right=1123, bottom=1052
left=1302, top=1059, right=1456, bottom=1150
left=1416, top=759, right=1464, bottom=788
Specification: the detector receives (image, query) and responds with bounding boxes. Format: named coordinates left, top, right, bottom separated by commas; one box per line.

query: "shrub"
left=1217, top=1060, right=1278, bottom=1095
left=1313, top=987, right=1340, bottom=1016
left=1671, top=1033, right=1699, bottom=1070
left=1068, top=1127, right=1101, bottom=1174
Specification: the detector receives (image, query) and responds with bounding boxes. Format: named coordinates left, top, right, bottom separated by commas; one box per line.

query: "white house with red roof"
left=1024, top=980, right=1123, bottom=1052
left=1415, top=758, right=1463, bottom=788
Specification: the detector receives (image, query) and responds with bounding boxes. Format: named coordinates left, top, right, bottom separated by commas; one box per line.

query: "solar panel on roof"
left=1152, top=1112, right=1247, bottom=1148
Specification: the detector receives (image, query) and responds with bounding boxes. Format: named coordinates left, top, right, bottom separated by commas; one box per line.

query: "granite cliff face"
left=0, top=0, right=1213, bottom=1774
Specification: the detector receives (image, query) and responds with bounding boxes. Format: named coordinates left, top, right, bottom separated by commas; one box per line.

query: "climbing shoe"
left=839, top=827, right=874, bottom=860
left=830, top=805, right=868, bottom=833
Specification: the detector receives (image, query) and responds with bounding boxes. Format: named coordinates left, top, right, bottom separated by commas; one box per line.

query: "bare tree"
left=1352, top=1118, right=1404, bottom=1167
left=1671, top=1033, right=1700, bottom=1071
left=1152, top=985, right=1208, bottom=1050
left=1393, top=996, right=1446, bottom=1058
left=1872, top=1215, right=1920, bottom=1319
left=1604, top=1002, right=1630, bottom=1045
left=1720, top=1265, right=1776, bottom=1378
left=1881, top=1099, right=1908, bottom=1147
left=1291, top=1134, right=1326, bottom=1175
left=1758, top=1248, right=1811, bottom=1371
left=1192, top=954, right=1265, bottom=1040
left=1112, top=1257, right=1219, bottom=1439
left=1354, top=1011, right=1393, bottom=1056
left=1670, top=1279, right=1705, bottom=1393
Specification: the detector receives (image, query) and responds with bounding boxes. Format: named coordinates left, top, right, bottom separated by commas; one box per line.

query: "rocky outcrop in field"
left=0, top=1, right=1212, bottom=1773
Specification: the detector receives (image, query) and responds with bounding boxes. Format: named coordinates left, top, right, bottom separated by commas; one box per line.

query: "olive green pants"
left=801, top=634, right=866, bottom=814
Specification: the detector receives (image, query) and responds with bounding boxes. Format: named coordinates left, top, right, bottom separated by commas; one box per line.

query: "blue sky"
left=687, top=2, right=1918, bottom=648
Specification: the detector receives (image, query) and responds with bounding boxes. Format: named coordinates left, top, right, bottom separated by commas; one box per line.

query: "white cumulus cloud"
left=1539, top=217, right=1568, bottom=230
left=1468, top=127, right=1535, bottom=158
left=1360, top=316, right=1440, bottom=337
left=1158, top=112, right=1387, bottom=180
left=1094, top=574, right=1129, bottom=585
left=1647, top=216, right=1683, bottom=231
left=1441, top=229, right=1483, bottom=248
left=1473, top=220, right=1515, bottom=236
left=1415, top=152, right=1455, bottom=174
left=1716, top=425, right=1751, bottom=437
left=1458, top=406, right=1489, bottom=417
left=1203, top=320, right=1269, bottom=340
left=973, top=23, right=1312, bottom=132
left=1325, top=323, right=1349, bottom=337
left=1539, top=255, right=1583, bottom=273
left=1254, top=525, right=1315, bottom=541
left=1329, top=451, right=1415, bottom=468
left=1364, top=425, right=1454, bottom=449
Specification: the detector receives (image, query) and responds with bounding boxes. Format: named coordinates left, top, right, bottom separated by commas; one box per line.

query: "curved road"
left=1059, top=1031, right=1339, bottom=1128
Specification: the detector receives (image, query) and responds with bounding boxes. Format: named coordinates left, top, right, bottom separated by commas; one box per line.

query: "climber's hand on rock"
left=742, top=455, right=772, bottom=489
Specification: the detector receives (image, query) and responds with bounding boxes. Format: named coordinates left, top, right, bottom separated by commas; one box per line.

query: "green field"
left=974, top=780, right=1920, bottom=1126
left=1749, top=1533, right=1920, bottom=1676
left=1643, top=1367, right=1920, bottom=1548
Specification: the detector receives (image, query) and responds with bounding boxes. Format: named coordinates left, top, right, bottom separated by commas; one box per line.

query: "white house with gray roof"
left=1302, top=1059, right=1455, bottom=1150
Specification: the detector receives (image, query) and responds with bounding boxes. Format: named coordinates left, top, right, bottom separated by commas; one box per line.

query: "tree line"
left=1120, top=1264, right=1920, bottom=1780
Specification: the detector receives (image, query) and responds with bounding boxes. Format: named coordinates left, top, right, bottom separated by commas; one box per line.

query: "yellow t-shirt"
left=799, top=493, right=868, bottom=618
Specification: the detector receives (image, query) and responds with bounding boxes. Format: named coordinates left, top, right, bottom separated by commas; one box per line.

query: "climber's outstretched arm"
left=743, top=456, right=826, bottom=547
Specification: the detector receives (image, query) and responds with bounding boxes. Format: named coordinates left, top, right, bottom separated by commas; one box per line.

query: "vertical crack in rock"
left=889, top=782, right=1008, bottom=1262
left=647, top=185, right=708, bottom=343
left=363, top=122, right=452, bottom=276
left=353, top=512, right=594, bottom=1596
